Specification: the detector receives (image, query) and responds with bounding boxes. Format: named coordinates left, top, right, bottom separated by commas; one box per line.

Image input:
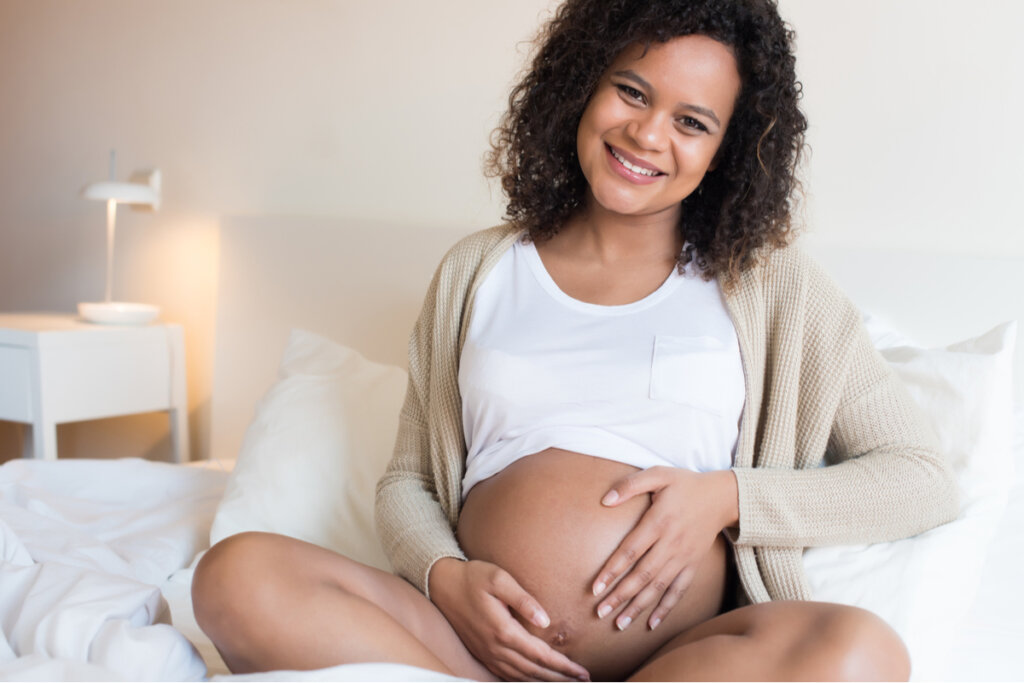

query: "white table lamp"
left=78, top=151, right=162, bottom=325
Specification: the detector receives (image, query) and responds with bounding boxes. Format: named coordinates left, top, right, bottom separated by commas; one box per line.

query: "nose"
left=626, top=109, right=670, bottom=151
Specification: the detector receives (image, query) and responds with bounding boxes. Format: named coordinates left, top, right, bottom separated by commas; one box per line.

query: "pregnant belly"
left=456, top=449, right=729, bottom=681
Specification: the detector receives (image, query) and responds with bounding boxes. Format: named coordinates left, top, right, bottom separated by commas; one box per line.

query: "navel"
left=551, top=626, right=571, bottom=648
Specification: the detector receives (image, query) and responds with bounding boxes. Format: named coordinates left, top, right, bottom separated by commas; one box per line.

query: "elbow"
left=921, top=453, right=961, bottom=530
left=939, top=468, right=961, bottom=525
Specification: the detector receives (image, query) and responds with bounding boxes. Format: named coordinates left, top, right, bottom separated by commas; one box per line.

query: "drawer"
left=40, top=341, right=171, bottom=422
left=0, top=345, right=32, bottom=422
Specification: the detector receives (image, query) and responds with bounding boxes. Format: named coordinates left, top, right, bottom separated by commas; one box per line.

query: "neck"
left=560, top=198, right=683, bottom=266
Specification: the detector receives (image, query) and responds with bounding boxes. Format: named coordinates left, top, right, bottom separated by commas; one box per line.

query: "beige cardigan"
left=375, top=223, right=959, bottom=604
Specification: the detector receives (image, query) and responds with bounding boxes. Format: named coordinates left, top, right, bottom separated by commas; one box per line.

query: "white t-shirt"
left=458, top=236, right=745, bottom=499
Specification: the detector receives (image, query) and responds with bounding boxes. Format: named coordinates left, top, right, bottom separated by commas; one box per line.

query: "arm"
left=375, top=224, right=521, bottom=594
left=374, top=265, right=466, bottom=597
left=724, top=246, right=959, bottom=548
left=728, top=314, right=960, bottom=547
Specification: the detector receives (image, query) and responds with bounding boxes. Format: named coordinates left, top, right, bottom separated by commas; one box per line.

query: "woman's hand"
left=591, top=468, right=738, bottom=632
left=429, top=557, right=591, bottom=682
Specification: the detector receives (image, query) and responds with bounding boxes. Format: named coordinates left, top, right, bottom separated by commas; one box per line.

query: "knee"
left=801, top=606, right=911, bottom=682
left=191, top=532, right=279, bottom=640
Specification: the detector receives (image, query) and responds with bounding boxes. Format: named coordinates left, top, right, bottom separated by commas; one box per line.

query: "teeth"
left=611, top=148, right=659, bottom=176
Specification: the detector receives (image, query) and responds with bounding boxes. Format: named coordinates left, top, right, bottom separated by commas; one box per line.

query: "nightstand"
left=0, top=313, right=189, bottom=462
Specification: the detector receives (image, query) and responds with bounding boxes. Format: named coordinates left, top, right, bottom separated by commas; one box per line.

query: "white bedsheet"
left=2, top=416, right=1022, bottom=682
left=0, top=459, right=226, bottom=681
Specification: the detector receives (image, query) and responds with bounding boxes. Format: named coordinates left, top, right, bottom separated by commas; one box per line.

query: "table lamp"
left=78, top=150, right=162, bottom=325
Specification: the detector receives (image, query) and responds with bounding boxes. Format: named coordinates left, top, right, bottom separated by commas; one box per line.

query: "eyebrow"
left=613, top=69, right=722, bottom=129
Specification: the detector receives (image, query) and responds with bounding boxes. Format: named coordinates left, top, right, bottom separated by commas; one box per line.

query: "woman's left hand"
left=591, top=467, right=738, bottom=632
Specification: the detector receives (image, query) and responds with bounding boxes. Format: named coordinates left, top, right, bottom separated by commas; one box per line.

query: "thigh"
left=193, top=532, right=491, bottom=680
left=630, top=600, right=909, bottom=682
left=649, top=600, right=837, bottom=652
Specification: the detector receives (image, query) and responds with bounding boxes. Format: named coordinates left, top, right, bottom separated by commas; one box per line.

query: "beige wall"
left=1, top=1, right=1021, bottom=462
left=0, top=0, right=557, bottom=461
left=784, top=0, right=1024, bottom=257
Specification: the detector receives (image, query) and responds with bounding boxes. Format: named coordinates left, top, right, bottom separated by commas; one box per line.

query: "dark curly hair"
left=485, top=0, right=807, bottom=292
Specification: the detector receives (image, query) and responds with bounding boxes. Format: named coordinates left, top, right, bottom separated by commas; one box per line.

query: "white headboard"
left=209, top=215, right=471, bottom=460
left=802, top=241, right=1022, bottom=353
left=209, top=216, right=1023, bottom=460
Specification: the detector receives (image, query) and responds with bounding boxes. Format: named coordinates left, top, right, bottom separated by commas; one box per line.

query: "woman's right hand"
left=429, top=558, right=590, bottom=682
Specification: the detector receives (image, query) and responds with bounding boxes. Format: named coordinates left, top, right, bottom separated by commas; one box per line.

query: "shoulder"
left=757, top=241, right=830, bottom=288
left=420, top=223, right=523, bottom=307
left=437, top=223, right=523, bottom=273
left=754, top=242, right=857, bottom=315
left=731, top=242, right=863, bottom=348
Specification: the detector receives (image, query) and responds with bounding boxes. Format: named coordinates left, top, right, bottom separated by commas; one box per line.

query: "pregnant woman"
left=193, top=0, right=959, bottom=680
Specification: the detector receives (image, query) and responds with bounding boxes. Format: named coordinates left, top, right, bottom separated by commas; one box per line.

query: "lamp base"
left=78, top=302, right=160, bottom=325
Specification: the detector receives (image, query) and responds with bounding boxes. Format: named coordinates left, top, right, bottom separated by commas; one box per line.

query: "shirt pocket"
left=649, top=335, right=736, bottom=417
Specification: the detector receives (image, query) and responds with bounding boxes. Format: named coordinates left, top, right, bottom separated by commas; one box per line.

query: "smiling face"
left=575, top=35, right=742, bottom=226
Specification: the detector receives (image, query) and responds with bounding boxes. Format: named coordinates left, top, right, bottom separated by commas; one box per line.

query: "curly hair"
left=485, top=0, right=807, bottom=291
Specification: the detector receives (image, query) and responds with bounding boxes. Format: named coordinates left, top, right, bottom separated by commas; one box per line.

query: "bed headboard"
left=801, top=238, right=1023, bottom=357
left=209, top=215, right=472, bottom=459
left=209, top=216, right=1023, bottom=460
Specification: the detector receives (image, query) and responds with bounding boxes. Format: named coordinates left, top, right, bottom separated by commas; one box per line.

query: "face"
left=575, top=34, right=742, bottom=224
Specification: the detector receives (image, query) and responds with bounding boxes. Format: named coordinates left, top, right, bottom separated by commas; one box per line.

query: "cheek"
left=576, top=90, right=622, bottom=147
left=576, top=106, right=603, bottom=152
left=678, top=140, right=721, bottom=176
left=576, top=117, right=606, bottom=178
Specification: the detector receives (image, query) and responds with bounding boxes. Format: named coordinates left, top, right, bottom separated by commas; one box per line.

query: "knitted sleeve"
left=374, top=225, right=518, bottom=597
left=374, top=255, right=467, bottom=597
left=728, top=249, right=960, bottom=548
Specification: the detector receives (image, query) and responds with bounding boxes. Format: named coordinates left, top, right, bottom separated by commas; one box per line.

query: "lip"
left=604, top=144, right=664, bottom=185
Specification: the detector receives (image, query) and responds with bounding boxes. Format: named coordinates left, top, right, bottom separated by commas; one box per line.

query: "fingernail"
left=597, top=604, right=612, bottom=619
left=534, top=610, right=550, bottom=628
left=649, top=616, right=661, bottom=630
left=616, top=615, right=631, bottom=631
left=592, top=581, right=606, bottom=596
left=601, top=490, right=619, bottom=506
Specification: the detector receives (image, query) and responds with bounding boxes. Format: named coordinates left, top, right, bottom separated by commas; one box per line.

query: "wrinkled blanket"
left=0, top=458, right=227, bottom=680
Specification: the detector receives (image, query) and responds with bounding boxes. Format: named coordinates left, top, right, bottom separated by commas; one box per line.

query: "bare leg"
left=191, top=532, right=493, bottom=679
left=629, top=601, right=911, bottom=682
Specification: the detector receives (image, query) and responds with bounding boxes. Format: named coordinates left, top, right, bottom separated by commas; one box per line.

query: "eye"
left=678, top=116, right=709, bottom=133
left=615, top=83, right=646, bottom=104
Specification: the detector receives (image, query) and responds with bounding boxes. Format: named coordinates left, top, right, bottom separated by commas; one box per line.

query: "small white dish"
left=78, top=302, right=160, bottom=325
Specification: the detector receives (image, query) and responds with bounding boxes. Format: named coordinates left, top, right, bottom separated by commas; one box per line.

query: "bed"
left=1, top=215, right=1021, bottom=681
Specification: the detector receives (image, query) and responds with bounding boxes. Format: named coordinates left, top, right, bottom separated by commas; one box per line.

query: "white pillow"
left=209, top=329, right=407, bottom=571
left=804, top=318, right=1017, bottom=681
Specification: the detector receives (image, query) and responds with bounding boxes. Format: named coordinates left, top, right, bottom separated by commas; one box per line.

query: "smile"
left=607, top=145, right=663, bottom=177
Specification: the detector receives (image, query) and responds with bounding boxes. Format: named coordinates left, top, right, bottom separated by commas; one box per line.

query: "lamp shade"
left=81, top=181, right=156, bottom=204
left=81, top=169, right=161, bottom=209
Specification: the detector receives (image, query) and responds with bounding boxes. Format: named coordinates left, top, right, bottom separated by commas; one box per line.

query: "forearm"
left=375, top=387, right=467, bottom=595
left=727, top=445, right=958, bottom=547
left=724, top=300, right=959, bottom=548
left=375, top=471, right=467, bottom=596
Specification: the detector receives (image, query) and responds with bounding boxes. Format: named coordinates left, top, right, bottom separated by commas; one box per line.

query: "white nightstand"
left=0, top=313, right=189, bottom=462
